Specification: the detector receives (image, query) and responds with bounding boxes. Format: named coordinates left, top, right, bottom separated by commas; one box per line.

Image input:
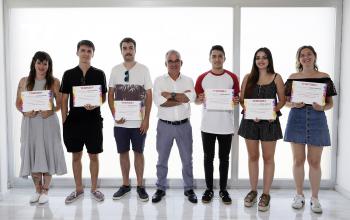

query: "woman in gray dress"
left=15, top=51, right=67, bottom=204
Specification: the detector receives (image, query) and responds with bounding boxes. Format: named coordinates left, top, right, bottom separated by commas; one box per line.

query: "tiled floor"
left=0, top=188, right=349, bottom=219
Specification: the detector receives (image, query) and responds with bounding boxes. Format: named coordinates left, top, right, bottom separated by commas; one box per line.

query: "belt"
left=160, top=118, right=188, bottom=125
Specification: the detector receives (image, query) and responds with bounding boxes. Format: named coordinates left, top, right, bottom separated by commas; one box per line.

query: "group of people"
left=15, top=37, right=336, bottom=214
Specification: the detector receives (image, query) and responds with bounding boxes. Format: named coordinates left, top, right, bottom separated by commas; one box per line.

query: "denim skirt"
left=284, top=106, right=331, bottom=146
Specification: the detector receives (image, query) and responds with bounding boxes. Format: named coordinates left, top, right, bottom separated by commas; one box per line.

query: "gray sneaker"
left=91, top=190, right=105, bottom=202
left=113, top=185, right=131, bottom=200
left=65, top=191, right=84, bottom=204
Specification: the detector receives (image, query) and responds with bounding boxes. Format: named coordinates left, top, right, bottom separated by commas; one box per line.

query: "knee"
left=89, top=154, right=99, bottom=163
left=262, top=154, right=274, bottom=165
left=219, top=154, right=229, bottom=163
left=204, top=153, right=214, bottom=162
left=294, top=156, right=306, bottom=167
left=72, top=152, right=82, bottom=163
left=249, top=154, right=260, bottom=163
left=308, top=157, right=321, bottom=169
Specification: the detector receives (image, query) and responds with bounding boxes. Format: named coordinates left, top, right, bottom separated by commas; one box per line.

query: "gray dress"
left=19, top=79, right=67, bottom=177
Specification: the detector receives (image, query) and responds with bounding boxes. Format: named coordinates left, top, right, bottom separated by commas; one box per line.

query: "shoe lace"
left=204, top=190, right=213, bottom=197
left=138, top=187, right=146, bottom=195
left=220, top=190, right=229, bottom=198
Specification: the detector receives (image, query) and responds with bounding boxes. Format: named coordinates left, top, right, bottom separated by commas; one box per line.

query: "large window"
left=9, top=8, right=233, bottom=179
left=239, top=7, right=336, bottom=179
left=7, top=5, right=338, bottom=186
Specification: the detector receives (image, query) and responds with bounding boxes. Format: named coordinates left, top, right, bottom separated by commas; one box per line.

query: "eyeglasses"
left=167, top=59, right=181, bottom=65
left=124, top=70, right=129, bottom=82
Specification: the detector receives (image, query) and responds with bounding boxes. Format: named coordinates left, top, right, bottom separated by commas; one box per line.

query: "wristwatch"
left=171, top=92, right=176, bottom=99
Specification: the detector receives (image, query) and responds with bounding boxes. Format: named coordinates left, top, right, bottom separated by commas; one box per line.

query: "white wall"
left=336, top=0, right=350, bottom=197
left=0, top=0, right=9, bottom=199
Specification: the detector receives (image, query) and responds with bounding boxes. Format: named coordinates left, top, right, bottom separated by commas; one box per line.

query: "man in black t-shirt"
left=60, top=40, right=107, bottom=204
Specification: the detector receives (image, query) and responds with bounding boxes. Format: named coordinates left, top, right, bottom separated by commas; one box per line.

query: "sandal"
left=258, top=193, right=271, bottom=212
left=244, top=190, right=258, bottom=207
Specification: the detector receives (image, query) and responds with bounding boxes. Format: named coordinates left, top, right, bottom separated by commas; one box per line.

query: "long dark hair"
left=245, top=47, right=275, bottom=98
left=295, top=45, right=318, bottom=72
left=26, top=51, right=54, bottom=91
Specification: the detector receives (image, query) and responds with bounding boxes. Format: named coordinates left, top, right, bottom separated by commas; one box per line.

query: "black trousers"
left=201, top=131, right=233, bottom=190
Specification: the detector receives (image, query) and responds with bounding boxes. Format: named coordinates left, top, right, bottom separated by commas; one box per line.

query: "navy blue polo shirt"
left=60, top=66, right=107, bottom=117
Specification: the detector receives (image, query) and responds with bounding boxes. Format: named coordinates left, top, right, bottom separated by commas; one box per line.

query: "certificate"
left=73, top=85, right=102, bottom=107
left=114, top=101, right=143, bottom=120
left=244, top=99, right=276, bottom=120
left=204, top=89, right=234, bottom=110
left=291, top=81, right=326, bottom=106
left=21, top=90, right=52, bottom=112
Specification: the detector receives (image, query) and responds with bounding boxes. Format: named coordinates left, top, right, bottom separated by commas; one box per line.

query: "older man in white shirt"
left=152, top=50, right=197, bottom=204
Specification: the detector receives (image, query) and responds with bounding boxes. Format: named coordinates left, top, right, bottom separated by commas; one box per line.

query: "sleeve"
left=194, top=73, right=205, bottom=95
left=284, top=79, right=293, bottom=96
left=144, top=67, right=153, bottom=90
left=232, top=74, right=240, bottom=96
left=326, top=78, right=337, bottom=97
left=59, top=71, right=71, bottom=94
left=153, top=77, right=167, bottom=107
left=108, top=68, right=116, bottom=88
left=100, top=71, right=108, bottom=94
left=184, top=77, right=196, bottom=103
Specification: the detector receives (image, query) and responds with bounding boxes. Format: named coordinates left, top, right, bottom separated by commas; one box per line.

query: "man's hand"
left=115, top=118, right=126, bottom=124
left=161, top=92, right=171, bottom=99
left=233, top=96, right=239, bottom=105
left=140, top=119, right=149, bottom=135
left=197, top=93, right=205, bottom=102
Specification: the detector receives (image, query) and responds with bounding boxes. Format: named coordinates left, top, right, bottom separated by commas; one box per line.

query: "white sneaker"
left=291, top=194, right=305, bottom=209
left=310, top=197, right=323, bottom=213
left=38, top=193, right=49, bottom=204
left=29, top=192, right=41, bottom=203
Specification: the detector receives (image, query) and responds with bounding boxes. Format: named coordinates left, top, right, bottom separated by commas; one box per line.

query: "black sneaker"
left=219, top=190, right=232, bottom=204
left=152, top=189, right=165, bottom=203
left=112, top=185, right=131, bottom=200
left=184, top=189, right=198, bottom=204
left=201, top=189, right=214, bottom=203
left=137, top=186, right=149, bottom=202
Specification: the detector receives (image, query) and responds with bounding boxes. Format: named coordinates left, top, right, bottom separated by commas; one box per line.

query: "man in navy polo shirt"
left=60, top=40, right=107, bottom=204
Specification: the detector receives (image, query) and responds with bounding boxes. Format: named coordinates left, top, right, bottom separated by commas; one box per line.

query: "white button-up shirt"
left=153, top=73, right=196, bottom=121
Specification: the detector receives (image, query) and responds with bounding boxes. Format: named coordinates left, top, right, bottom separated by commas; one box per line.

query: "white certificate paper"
left=244, top=99, right=276, bottom=120
left=21, top=90, right=52, bottom=112
left=114, top=101, right=143, bottom=120
left=73, top=85, right=102, bottom=107
left=291, top=81, right=326, bottom=106
left=204, top=89, right=234, bottom=110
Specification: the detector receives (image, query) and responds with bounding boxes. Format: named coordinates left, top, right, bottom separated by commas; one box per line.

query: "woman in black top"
left=238, top=48, right=286, bottom=211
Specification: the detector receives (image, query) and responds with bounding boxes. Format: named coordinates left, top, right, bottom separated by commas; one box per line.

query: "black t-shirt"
left=60, top=66, right=107, bottom=117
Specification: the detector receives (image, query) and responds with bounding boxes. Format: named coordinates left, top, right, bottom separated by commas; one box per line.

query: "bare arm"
left=15, top=78, right=25, bottom=112
left=140, top=89, right=152, bottom=134
left=107, top=87, right=115, bottom=117
left=239, top=74, right=249, bottom=108
left=52, top=78, right=62, bottom=112
left=274, top=74, right=286, bottom=112
left=61, top=93, right=69, bottom=123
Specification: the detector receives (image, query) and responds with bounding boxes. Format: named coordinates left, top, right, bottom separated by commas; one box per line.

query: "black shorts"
left=114, top=127, right=146, bottom=153
left=63, top=113, right=103, bottom=154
